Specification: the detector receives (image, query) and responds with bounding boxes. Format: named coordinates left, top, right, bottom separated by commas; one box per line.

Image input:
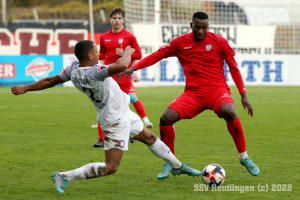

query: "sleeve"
left=130, top=35, right=142, bottom=60
left=90, top=64, right=111, bottom=81
left=224, top=54, right=246, bottom=94
left=135, top=38, right=178, bottom=70
left=99, top=36, right=106, bottom=60
left=219, top=37, right=245, bottom=94
left=58, top=65, right=72, bottom=82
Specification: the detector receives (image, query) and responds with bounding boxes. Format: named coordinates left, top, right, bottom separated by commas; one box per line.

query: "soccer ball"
left=202, top=164, right=225, bottom=187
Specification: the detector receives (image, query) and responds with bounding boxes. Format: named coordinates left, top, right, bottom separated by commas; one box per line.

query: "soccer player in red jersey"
left=93, top=7, right=153, bottom=147
left=118, top=12, right=259, bottom=179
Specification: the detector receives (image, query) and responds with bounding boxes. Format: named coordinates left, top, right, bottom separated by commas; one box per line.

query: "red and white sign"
left=0, top=63, right=16, bottom=78
left=25, top=58, right=53, bottom=81
left=26, top=63, right=53, bottom=75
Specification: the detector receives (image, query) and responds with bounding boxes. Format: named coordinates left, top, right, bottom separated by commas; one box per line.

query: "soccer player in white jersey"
left=11, top=40, right=201, bottom=193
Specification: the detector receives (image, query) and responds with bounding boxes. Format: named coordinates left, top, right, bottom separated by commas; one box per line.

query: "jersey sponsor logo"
left=97, top=65, right=106, bottom=72
left=206, top=44, right=212, bottom=51
left=25, top=58, right=54, bottom=81
left=104, top=39, right=111, bottom=42
left=184, top=46, right=193, bottom=49
left=59, top=69, right=66, bottom=76
left=118, top=38, right=124, bottom=44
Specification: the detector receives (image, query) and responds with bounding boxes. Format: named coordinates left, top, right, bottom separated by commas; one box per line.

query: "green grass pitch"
left=0, top=86, right=299, bottom=199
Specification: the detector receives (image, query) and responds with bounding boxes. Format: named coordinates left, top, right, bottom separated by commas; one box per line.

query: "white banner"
left=131, top=24, right=277, bottom=55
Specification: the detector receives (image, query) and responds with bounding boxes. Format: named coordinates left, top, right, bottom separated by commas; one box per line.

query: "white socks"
left=60, top=163, right=106, bottom=181
left=147, top=138, right=182, bottom=168
left=239, top=151, right=248, bottom=160
left=143, top=117, right=150, bottom=124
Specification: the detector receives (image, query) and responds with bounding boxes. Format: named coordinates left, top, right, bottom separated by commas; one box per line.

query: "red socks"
left=159, top=124, right=175, bottom=154
left=97, top=122, right=105, bottom=141
left=133, top=100, right=147, bottom=118
left=226, top=117, right=246, bottom=153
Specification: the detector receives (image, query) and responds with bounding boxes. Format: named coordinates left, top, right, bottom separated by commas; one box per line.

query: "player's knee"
left=105, top=161, right=120, bottom=175
left=136, top=129, right=157, bottom=145
left=147, top=132, right=157, bottom=145
left=106, top=165, right=119, bottom=175
left=160, top=115, right=173, bottom=126
left=222, top=109, right=237, bottom=122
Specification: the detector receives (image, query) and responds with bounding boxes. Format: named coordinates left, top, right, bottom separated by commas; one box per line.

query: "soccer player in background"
left=93, top=7, right=153, bottom=147
left=11, top=41, right=201, bottom=193
left=118, top=11, right=260, bottom=179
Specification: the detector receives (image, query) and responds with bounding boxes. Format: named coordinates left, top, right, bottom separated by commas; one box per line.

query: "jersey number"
left=83, top=87, right=102, bottom=103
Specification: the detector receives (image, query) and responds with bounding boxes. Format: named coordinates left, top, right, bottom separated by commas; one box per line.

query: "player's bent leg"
left=51, top=150, right=123, bottom=193
left=219, top=103, right=237, bottom=122
left=160, top=107, right=181, bottom=126
left=219, top=103, right=259, bottom=176
left=52, top=162, right=107, bottom=193
left=156, top=108, right=181, bottom=178
left=133, top=128, right=172, bottom=179
left=159, top=107, right=180, bottom=154
left=133, top=127, right=201, bottom=179
left=104, top=150, right=124, bottom=175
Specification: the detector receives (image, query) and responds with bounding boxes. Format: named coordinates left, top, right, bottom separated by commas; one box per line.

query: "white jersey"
left=58, top=61, right=130, bottom=126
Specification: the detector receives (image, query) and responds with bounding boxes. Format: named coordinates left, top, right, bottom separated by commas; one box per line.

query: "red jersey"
left=99, top=29, right=142, bottom=93
left=135, top=31, right=245, bottom=94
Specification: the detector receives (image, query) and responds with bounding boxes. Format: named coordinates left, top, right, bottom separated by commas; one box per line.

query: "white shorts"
left=101, top=107, right=144, bottom=151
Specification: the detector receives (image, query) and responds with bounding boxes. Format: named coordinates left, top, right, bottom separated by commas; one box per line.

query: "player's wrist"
left=131, top=65, right=137, bottom=71
left=240, top=92, right=247, bottom=98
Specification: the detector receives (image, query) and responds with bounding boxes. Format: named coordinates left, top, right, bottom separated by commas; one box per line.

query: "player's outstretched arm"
left=107, top=46, right=135, bottom=76
left=240, top=93, right=254, bottom=117
left=117, top=65, right=136, bottom=82
left=11, top=75, right=65, bottom=96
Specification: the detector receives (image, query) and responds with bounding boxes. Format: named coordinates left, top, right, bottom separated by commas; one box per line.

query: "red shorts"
left=128, top=81, right=135, bottom=93
left=168, top=87, right=235, bottom=120
left=118, top=82, right=131, bottom=94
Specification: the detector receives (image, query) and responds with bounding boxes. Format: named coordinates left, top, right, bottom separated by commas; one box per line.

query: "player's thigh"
left=168, top=91, right=205, bottom=120
left=205, top=88, right=235, bottom=118
left=129, top=110, right=144, bottom=139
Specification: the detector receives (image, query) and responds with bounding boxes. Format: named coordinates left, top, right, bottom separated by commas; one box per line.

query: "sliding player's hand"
left=11, top=85, right=26, bottom=96
left=240, top=93, right=254, bottom=117
left=117, top=66, right=136, bottom=82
